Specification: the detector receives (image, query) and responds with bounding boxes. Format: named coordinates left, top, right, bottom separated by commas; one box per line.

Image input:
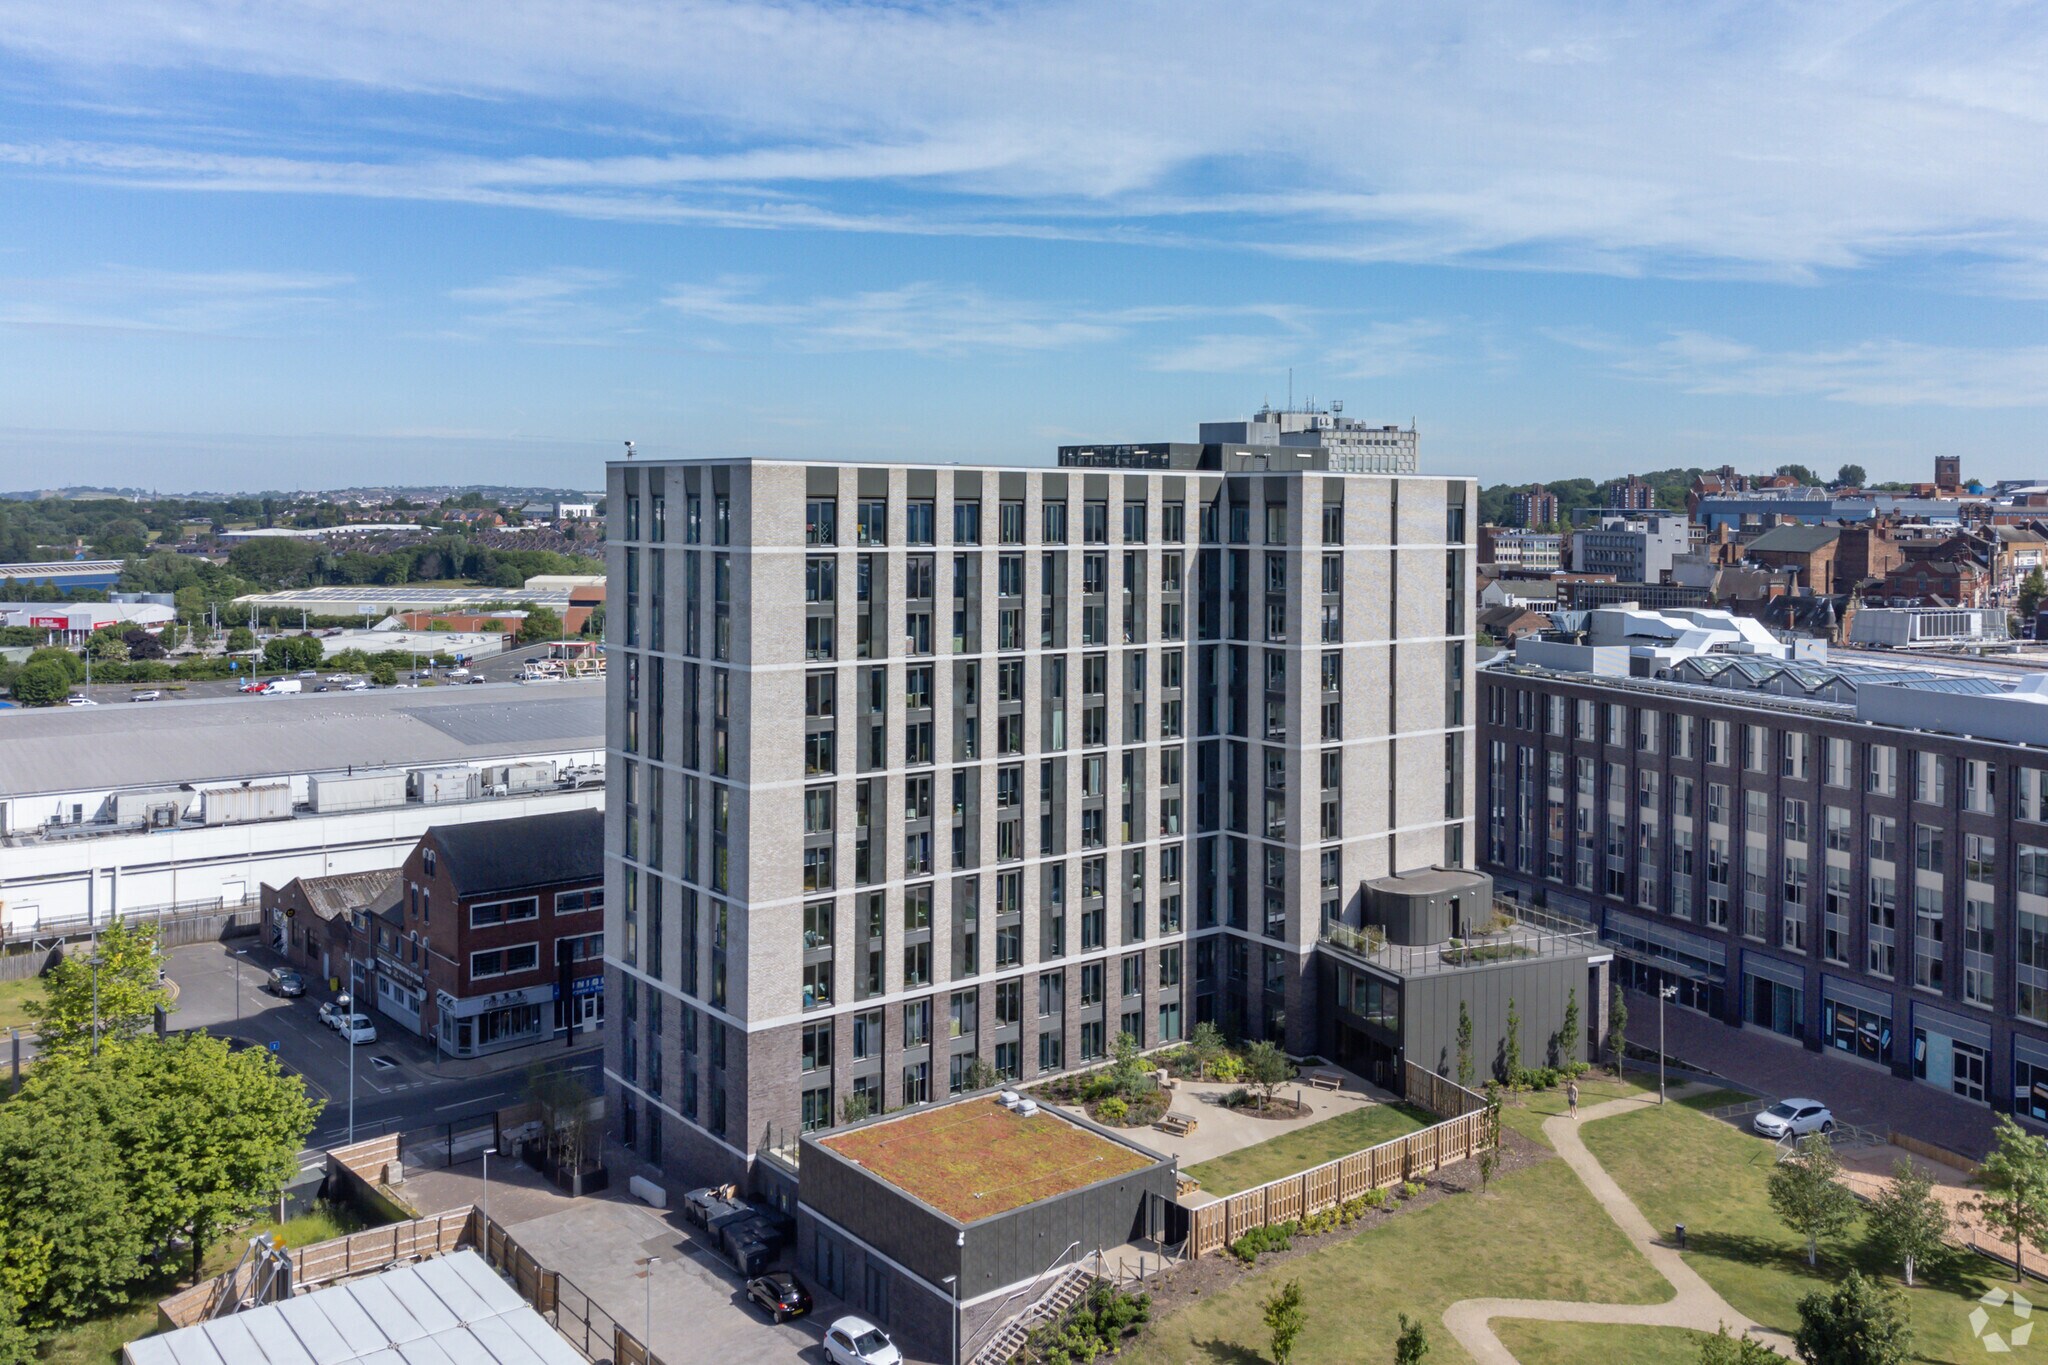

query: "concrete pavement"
left=1442, top=1086, right=1796, bottom=1363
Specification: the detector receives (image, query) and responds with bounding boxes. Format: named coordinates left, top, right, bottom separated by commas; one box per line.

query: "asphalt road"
left=57, top=640, right=573, bottom=706
left=166, top=940, right=602, bottom=1154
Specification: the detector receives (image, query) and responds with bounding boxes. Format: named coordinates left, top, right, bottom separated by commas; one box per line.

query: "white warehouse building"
left=0, top=687, right=602, bottom=933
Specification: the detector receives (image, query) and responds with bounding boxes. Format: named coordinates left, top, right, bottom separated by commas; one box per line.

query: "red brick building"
left=369, top=808, right=605, bottom=1057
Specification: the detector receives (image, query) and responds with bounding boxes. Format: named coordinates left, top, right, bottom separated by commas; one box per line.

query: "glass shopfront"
left=1820, top=977, right=1893, bottom=1067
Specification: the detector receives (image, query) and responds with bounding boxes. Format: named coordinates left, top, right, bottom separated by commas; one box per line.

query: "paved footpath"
left=1442, top=1088, right=1797, bottom=1363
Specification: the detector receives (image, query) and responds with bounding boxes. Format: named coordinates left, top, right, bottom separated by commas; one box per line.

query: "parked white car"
left=1753, top=1098, right=1835, bottom=1139
left=823, top=1318, right=901, bottom=1365
left=65, top=695, right=99, bottom=707
left=130, top=690, right=164, bottom=702
left=338, top=1013, right=378, bottom=1045
left=317, top=1000, right=346, bottom=1030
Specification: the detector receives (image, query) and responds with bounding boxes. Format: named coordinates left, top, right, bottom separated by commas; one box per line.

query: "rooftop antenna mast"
left=1287, top=368, right=1293, bottom=411
left=624, top=440, right=636, bottom=460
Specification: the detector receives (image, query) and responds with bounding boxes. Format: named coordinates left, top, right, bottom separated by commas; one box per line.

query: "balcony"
left=1319, top=900, right=1599, bottom=978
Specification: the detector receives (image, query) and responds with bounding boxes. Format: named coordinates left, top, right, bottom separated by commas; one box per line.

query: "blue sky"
left=2, top=1, right=2047, bottom=492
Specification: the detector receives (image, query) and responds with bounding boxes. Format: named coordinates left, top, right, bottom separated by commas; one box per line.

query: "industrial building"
left=230, top=582, right=579, bottom=618
left=0, top=600, right=175, bottom=639
left=601, top=430, right=1478, bottom=1188
left=0, top=687, right=602, bottom=932
left=0, top=558, right=123, bottom=592
left=1480, top=604, right=2048, bottom=1123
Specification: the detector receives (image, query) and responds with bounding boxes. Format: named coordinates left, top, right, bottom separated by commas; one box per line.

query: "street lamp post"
left=1658, top=984, right=1678, bottom=1104
left=637, top=1256, right=660, bottom=1350
left=482, top=1148, right=496, bottom=1225
left=944, top=1275, right=959, bottom=1365
left=87, top=953, right=106, bottom=1057
left=339, top=976, right=356, bottom=1144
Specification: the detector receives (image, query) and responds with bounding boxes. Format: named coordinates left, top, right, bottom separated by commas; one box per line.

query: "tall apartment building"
left=1605, top=475, right=1656, bottom=512
left=1481, top=605, right=2048, bottom=1122
left=1508, top=486, right=1560, bottom=530
left=604, top=440, right=1476, bottom=1182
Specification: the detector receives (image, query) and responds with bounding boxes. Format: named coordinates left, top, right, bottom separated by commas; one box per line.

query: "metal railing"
left=961, top=1239, right=1084, bottom=1363
left=1320, top=899, right=1597, bottom=977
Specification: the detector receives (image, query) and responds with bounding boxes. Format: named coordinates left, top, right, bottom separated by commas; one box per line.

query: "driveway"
left=1641, top=991, right=2002, bottom=1161
left=503, top=1193, right=908, bottom=1365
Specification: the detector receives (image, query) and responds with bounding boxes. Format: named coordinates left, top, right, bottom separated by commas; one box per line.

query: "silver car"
left=1753, top=1098, right=1834, bottom=1138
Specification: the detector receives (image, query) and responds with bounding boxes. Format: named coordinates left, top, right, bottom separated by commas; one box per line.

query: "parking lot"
left=54, top=640, right=577, bottom=706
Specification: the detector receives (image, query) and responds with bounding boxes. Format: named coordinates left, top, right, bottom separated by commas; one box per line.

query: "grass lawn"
left=1582, top=1098, right=1997, bottom=1365
left=1123, top=1157, right=1669, bottom=1365
left=0, top=975, right=42, bottom=1033
left=42, top=1206, right=369, bottom=1365
left=1497, top=1071, right=1655, bottom=1148
left=820, top=1096, right=1152, bottom=1221
left=1183, top=1101, right=1436, bottom=1196
left=1492, top=1321, right=1716, bottom=1365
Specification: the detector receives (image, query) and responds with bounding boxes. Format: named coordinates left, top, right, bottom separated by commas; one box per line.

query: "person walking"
left=1566, top=1077, right=1580, bottom=1120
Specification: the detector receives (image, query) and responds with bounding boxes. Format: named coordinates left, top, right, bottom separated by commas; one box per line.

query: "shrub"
left=1402, top=1180, right=1425, bottom=1200
left=1209, top=1053, right=1245, bottom=1083
left=1360, top=1188, right=1388, bottom=1210
left=1025, top=1282, right=1151, bottom=1364
left=1095, top=1097, right=1129, bottom=1124
left=1229, top=1220, right=1298, bottom=1265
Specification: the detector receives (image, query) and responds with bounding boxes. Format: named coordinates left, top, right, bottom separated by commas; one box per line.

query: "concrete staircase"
left=968, top=1263, right=1097, bottom=1365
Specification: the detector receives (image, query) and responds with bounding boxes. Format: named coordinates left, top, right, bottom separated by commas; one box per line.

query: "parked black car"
left=745, top=1272, right=812, bottom=1323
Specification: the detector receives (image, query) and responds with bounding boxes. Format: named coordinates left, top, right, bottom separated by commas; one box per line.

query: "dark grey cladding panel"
left=954, top=470, right=982, bottom=497
left=807, top=467, right=839, bottom=496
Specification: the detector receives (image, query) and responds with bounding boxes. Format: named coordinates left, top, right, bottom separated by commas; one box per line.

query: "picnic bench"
left=1307, top=1070, right=1344, bottom=1091
left=1155, top=1111, right=1199, bottom=1137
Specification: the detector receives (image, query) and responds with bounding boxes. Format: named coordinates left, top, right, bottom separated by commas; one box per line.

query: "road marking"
left=436, top=1090, right=510, bottom=1111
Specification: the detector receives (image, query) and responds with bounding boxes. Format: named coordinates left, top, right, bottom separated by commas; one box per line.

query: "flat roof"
left=123, top=1250, right=583, bottom=1365
left=232, top=585, right=576, bottom=607
left=818, top=1096, right=1156, bottom=1223
left=0, top=684, right=602, bottom=798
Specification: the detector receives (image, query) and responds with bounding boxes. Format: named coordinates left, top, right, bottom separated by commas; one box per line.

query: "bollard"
left=1675, top=1223, right=1686, bottom=1250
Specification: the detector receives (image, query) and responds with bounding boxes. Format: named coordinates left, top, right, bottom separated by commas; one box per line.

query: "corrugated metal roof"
left=124, top=1252, right=584, bottom=1365
left=0, top=687, right=602, bottom=799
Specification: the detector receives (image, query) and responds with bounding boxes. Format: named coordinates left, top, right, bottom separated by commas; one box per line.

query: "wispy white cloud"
left=666, top=279, right=1118, bottom=356
left=2, top=2, right=2046, bottom=281
left=0, top=264, right=352, bottom=334
left=1610, top=329, right=2048, bottom=409
left=443, top=266, right=641, bottom=345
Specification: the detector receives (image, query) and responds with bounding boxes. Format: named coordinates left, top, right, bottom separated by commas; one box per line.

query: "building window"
left=470, top=943, right=540, bottom=979
left=469, top=896, right=539, bottom=929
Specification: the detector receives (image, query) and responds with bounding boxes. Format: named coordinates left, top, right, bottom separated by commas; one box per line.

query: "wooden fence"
left=1185, top=1064, right=1493, bottom=1259
left=157, top=1207, right=475, bottom=1331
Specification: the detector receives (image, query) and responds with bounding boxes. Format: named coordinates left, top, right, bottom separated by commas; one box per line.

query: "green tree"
left=1972, top=1115, right=2048, bottom=1280
left=28, top=921, right=173, bottom=1051
left=1503, top=997, right=1521, bottom=1082
left=1698, top=1323, right=1781, bottom=1364
left=1262, top=1278, right=1305, bottom=1365
left=0, top=1282, right=34, bottom=1365
left=1394, top=1312, right=1429, bottom=1365
left=2018, top=568, right=2048, bottom=623
left=1776, top=463, right=1820, bottom=487
left=517, top=604, right=565, bottom=643
left=1835, top=464, right=1868, bottom=489
left=0, top=1063, right=151, bottom=1326
left=1243, top=1039, right=1291, bottom=1112
left=1794, top=1270, right=1911, bottom=1365
left=26, top=645, right=83, bottom=682
left=1557, top=988, right=1581, bottom=1070
left=87, top=1036, right=320, bottom=1279
left=1109, top=1030, right=1144, bottom=1095
left=83, top=628, right=128, bottom=662
left=583, top=604, right=606, bottom=637
left=1188, top=1019, right=1225, bottom=1081
left=1862, top=1158, right=1948, bottom=1287
left=1455, top=1002, right=1475, bottom=1090
left=964, top=1057, right=1002, bottom=1092
left=1608, top=983, right=1629, bottom=1075
left=840, top=1092, right=873, bottom=1124
left=226, top=624, right=256, bottom=652
left=123, top=627, right=166, bottom=660
left=370, top=660, right=398, bottom=686
left=9, top=656, right=70, bottom=706
left=1767, top=1132, right=1859, bottom=1267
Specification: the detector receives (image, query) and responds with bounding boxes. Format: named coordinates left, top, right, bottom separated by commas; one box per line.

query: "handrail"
left=961, top=1239, right=1083, bottom=1361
